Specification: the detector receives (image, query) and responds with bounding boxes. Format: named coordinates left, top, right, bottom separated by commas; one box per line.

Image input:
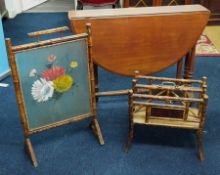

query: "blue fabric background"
left=15, top=39, right=91, bottom=129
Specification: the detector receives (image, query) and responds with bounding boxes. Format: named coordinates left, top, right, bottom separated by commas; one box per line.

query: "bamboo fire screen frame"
left=6, top=24, right=104, bottom=167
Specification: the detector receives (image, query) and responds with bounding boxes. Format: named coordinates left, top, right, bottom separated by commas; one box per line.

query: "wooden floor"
left=26, top=0, right=112, bottom=12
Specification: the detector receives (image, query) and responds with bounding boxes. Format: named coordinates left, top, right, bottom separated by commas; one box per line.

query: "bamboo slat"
left=133, top=106, right=200, bottom=129
left=132, top=94, right=203, bottom=102
left=135, top=84, right=203, bottom=92
left=95, top=89, right=129, bottom=96
left=136, top=75, right=203, bottom=84
left=28, top=26, right=69, bottom=40
left=133, top=115, right=200, bottom=129
left=133, top=101, right=185, bottom=110
left=11, top=34, right=88, bottom=52
left=29, top=113, right=92, bottom=134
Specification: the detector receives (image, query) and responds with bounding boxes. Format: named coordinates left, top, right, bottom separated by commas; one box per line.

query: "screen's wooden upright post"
left=5, top=38, right=38, bottom=167
left=86, top=23, right=104, bottom=145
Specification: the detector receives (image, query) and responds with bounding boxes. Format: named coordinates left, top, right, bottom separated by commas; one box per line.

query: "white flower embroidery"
left=29, top=69, right=37, bottom=77
left=31, top=78, right=54, bottom=103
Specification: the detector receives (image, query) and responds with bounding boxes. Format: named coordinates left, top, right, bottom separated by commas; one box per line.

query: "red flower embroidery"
left=41, top=66, right=65, bottom=81
left=48, top=54, right=56, bottom=62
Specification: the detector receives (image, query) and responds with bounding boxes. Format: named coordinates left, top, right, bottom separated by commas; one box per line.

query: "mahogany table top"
left=69, top=5, right=210, bottom=76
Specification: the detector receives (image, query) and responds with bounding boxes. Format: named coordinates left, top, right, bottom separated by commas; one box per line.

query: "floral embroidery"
left=70, top=61, right=78, bottom=68
left=41, top=66, right=65, bottom=81
left=30, top=54, right=78, bottom=103
left=53, top=75, right=73, bottom=93
left=31, top=78, right=54, bottom=103
left=29, top=69, right=37, bottom=77
left=48, top=54, right=56, bottom=62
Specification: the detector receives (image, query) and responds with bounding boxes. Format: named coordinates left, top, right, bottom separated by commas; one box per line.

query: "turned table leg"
left=184, top=46, right=196, bottom=79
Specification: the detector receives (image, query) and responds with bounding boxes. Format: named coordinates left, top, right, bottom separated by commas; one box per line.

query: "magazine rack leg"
left=197, top=129, right=204, bottom=161
left=125, top=91, right=134, bottom=153
left=25, top=138, right=38, bottom=167
left=125, top=119, right=134, bottom=153
left=91, top=118, right=104, bottom=145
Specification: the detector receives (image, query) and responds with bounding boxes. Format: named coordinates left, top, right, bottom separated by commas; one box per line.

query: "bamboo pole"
left=5, top=38, right=30, bottom=137
left=133, top=101, right=185, bottom=110
left=12, top=34, right=88, bottom=52
left=197, top=77, right=208, bottom=161
left=6, top=38, right=39, bottom=166
left=132, top=94, right=203, bottom=102
left=136, top=75, right=202, bottom=84
left=28, top=26, right=69, bottom=39
left=95, top=89, right=129, bottom=96
left=86, top=23, right=104, bottom=145
left=134, top=84, right=203, bottom=93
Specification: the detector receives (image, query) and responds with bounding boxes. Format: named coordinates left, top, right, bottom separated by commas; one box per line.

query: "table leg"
left=184, top=46, right=196, bottom=79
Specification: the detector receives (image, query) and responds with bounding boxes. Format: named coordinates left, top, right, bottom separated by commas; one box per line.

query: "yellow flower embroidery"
left=53, top=75, right=73, bottom=93
left=70, top=61, right=78, bottom=68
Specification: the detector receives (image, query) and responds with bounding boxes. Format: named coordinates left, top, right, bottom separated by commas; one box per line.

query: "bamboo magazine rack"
left=126, top=73, right=208, bottom=160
